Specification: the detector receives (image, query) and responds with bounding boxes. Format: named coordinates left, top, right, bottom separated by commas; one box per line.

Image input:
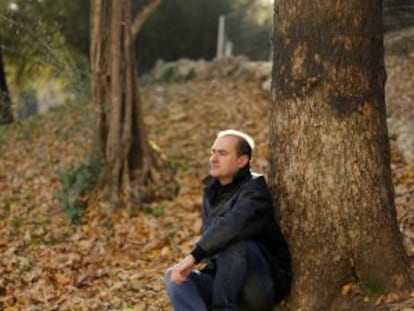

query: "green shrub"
left=10, top=217, right=23, bottom=230
left=57, top=161, right=102, bottom=224
left=158, top=66, right=195, bottom=82
left=143, top=202, right=165, bottom=218
left=0, top=127, right=4, bottom=149
left=159, top=65, right=176, bottom=82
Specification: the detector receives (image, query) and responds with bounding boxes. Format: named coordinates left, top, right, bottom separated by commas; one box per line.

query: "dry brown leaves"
left=0, top=56, right=413, bottom=310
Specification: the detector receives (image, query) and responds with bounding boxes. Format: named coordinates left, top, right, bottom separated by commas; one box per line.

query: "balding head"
left=216, top=129, right=255, bottom=160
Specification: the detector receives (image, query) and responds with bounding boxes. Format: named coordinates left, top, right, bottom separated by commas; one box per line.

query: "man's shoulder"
left=250, top=172, right=265, bottom=180
left=245, top=172, right=269, bottom=189
left=239, top=173, right=272, bottom=202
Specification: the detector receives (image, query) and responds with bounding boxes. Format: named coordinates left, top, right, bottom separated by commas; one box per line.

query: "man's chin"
left=209, top=169, right=219, bottom=177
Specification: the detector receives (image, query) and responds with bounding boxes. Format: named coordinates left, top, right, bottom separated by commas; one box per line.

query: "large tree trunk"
left=90, top=0, right=178, bottom=209
left=269, top=1, right=413, bottom=310
left=0, top=40, right=13, bottom=125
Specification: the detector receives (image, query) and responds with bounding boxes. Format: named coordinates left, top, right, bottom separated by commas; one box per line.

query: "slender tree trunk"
left=269, top=1, right=413, bottom=310
left=90, top=0, right=177, bottom=209
left=0, top=40, right=13, bottom=125
left=131, top=0, right=162, bottom=40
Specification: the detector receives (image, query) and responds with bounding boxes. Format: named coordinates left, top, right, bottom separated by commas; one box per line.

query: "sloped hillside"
left=0, top=53, right=412, bottom=310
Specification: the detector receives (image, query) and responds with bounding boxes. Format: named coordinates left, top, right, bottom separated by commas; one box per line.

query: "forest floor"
left=0, top=54, right=413, bottom=310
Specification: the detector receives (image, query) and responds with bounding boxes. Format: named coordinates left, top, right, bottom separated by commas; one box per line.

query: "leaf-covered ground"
left=0, top=56, right=413, bottom=310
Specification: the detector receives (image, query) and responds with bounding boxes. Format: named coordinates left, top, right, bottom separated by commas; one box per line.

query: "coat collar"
left=203, top=165, right=251, bottom=189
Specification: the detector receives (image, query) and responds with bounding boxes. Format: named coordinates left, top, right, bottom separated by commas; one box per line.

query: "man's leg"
left=240, top=242, right=289, bottom=311
left=211, top=241, right=251, bottom=310
left=165, top=268, right=213, bottom=311
left=212, top=240, right=288, bottom=311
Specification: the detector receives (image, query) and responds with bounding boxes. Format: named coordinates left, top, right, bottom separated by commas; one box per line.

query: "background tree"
left=90, top=0, right=178, bottom=209
left=383, top=0, right=414, bottom=31
left=0, top=0, right=90, bottom=56
left=132, top=0, right=273, bottom=71
left=2, top=0, right=410, bottom=77
left=0, top=37, right=13, bottom=124
left=0, top=1, right=90, bottom=115
left=269, top=0, right=413, bottom=310
left=132, top=0, right=162, bottom=40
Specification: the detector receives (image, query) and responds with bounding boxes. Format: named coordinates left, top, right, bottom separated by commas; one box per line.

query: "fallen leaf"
left=55, top=272, right=71, bottom=285
left=341, top=283, right=352, bottom=296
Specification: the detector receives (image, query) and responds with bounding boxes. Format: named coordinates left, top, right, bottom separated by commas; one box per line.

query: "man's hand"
left=170, top=255, right=196, bottom=284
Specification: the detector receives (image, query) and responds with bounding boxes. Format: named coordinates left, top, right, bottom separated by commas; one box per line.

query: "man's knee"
left=164, top=268, right=176, bottom=294
left=216, top=240, right=263, bottom=268
left=241, top=282, right=275, bottom=311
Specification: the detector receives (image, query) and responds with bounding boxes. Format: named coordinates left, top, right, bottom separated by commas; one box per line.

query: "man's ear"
left=237, top=155, right=249, bottom=168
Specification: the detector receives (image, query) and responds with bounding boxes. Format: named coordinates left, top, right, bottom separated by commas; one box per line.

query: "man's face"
left=209, top=135, right=249, bottom=185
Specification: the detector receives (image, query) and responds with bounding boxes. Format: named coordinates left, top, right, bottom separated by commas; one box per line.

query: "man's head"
left=209, top=129, right=255, bottom=185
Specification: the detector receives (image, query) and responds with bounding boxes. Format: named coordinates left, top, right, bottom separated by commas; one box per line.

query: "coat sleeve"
left=196, top=176, right=272, bottom=256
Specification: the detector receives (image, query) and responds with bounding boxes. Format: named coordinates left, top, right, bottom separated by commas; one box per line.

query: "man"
left=165, top=129, right=292, bottom=311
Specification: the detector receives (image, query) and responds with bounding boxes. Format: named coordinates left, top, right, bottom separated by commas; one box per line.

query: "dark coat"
left=196, top=167, right=292, bottom=276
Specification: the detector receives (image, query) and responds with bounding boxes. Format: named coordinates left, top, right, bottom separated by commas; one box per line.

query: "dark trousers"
left=165, top=240, right=290, bottom=311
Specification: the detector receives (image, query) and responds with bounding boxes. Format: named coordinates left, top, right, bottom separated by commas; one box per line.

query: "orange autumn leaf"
left=341, top=283, right=352, bottom=296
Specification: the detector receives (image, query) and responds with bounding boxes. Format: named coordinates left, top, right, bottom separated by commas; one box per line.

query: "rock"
left=251, top=61, right=272, bottom=81
left=151, top=59, right=175, bottom=81
left=150, top=55, right=268, bottom=82
left=151, top=58, right=210, bottom=82
left=396, top=120, right=414, bottom=166
left=209, top=56, right=249, bottom=79
left=385, top=26, right=414, bottom=56
left=192, top=59, right=210, bottom=79
left=387, top=117, right=403, bottom=140
left=174, top=58, right=195, bottom=76
left=261, top=78, right=272, bottom=91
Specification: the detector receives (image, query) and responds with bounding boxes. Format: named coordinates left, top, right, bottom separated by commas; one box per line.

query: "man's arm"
left=196, top=176, right=272, bottom=258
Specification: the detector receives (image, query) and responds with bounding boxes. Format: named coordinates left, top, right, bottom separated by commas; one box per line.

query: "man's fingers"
left=171, top=272, right=186, bottom=284
left=170, top=266, right=189, bottom=284
left=169, top=255, right=195, bottom=285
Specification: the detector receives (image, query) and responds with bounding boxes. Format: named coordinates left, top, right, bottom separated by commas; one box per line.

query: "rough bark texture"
left=0, top=41, right=13, bottom=125
left=90, top=0, right=178, bottom=209
left=269, top=1, right=413, bottom=310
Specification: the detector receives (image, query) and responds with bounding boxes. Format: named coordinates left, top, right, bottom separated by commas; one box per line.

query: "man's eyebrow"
left=211, top=148, right=228, bottom=153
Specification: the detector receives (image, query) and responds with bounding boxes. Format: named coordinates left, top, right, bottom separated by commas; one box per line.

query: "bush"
left=157, top=65, right=195, bottom=83
left=57, top=161, right=102, bottom=224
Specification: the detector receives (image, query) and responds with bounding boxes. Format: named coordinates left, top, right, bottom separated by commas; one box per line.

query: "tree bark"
left=90, top=0, right=178, bottom=209
left=269, top=1, right=413, bottom=310
left=131, top=0, right=162, bottom=40
left=0, top=40, right=13, bottom=125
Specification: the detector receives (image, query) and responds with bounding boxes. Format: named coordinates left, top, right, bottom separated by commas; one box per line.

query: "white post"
left=216, top=15, right=226, bottom=58
left=224, top=40, right=233, bottom=57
